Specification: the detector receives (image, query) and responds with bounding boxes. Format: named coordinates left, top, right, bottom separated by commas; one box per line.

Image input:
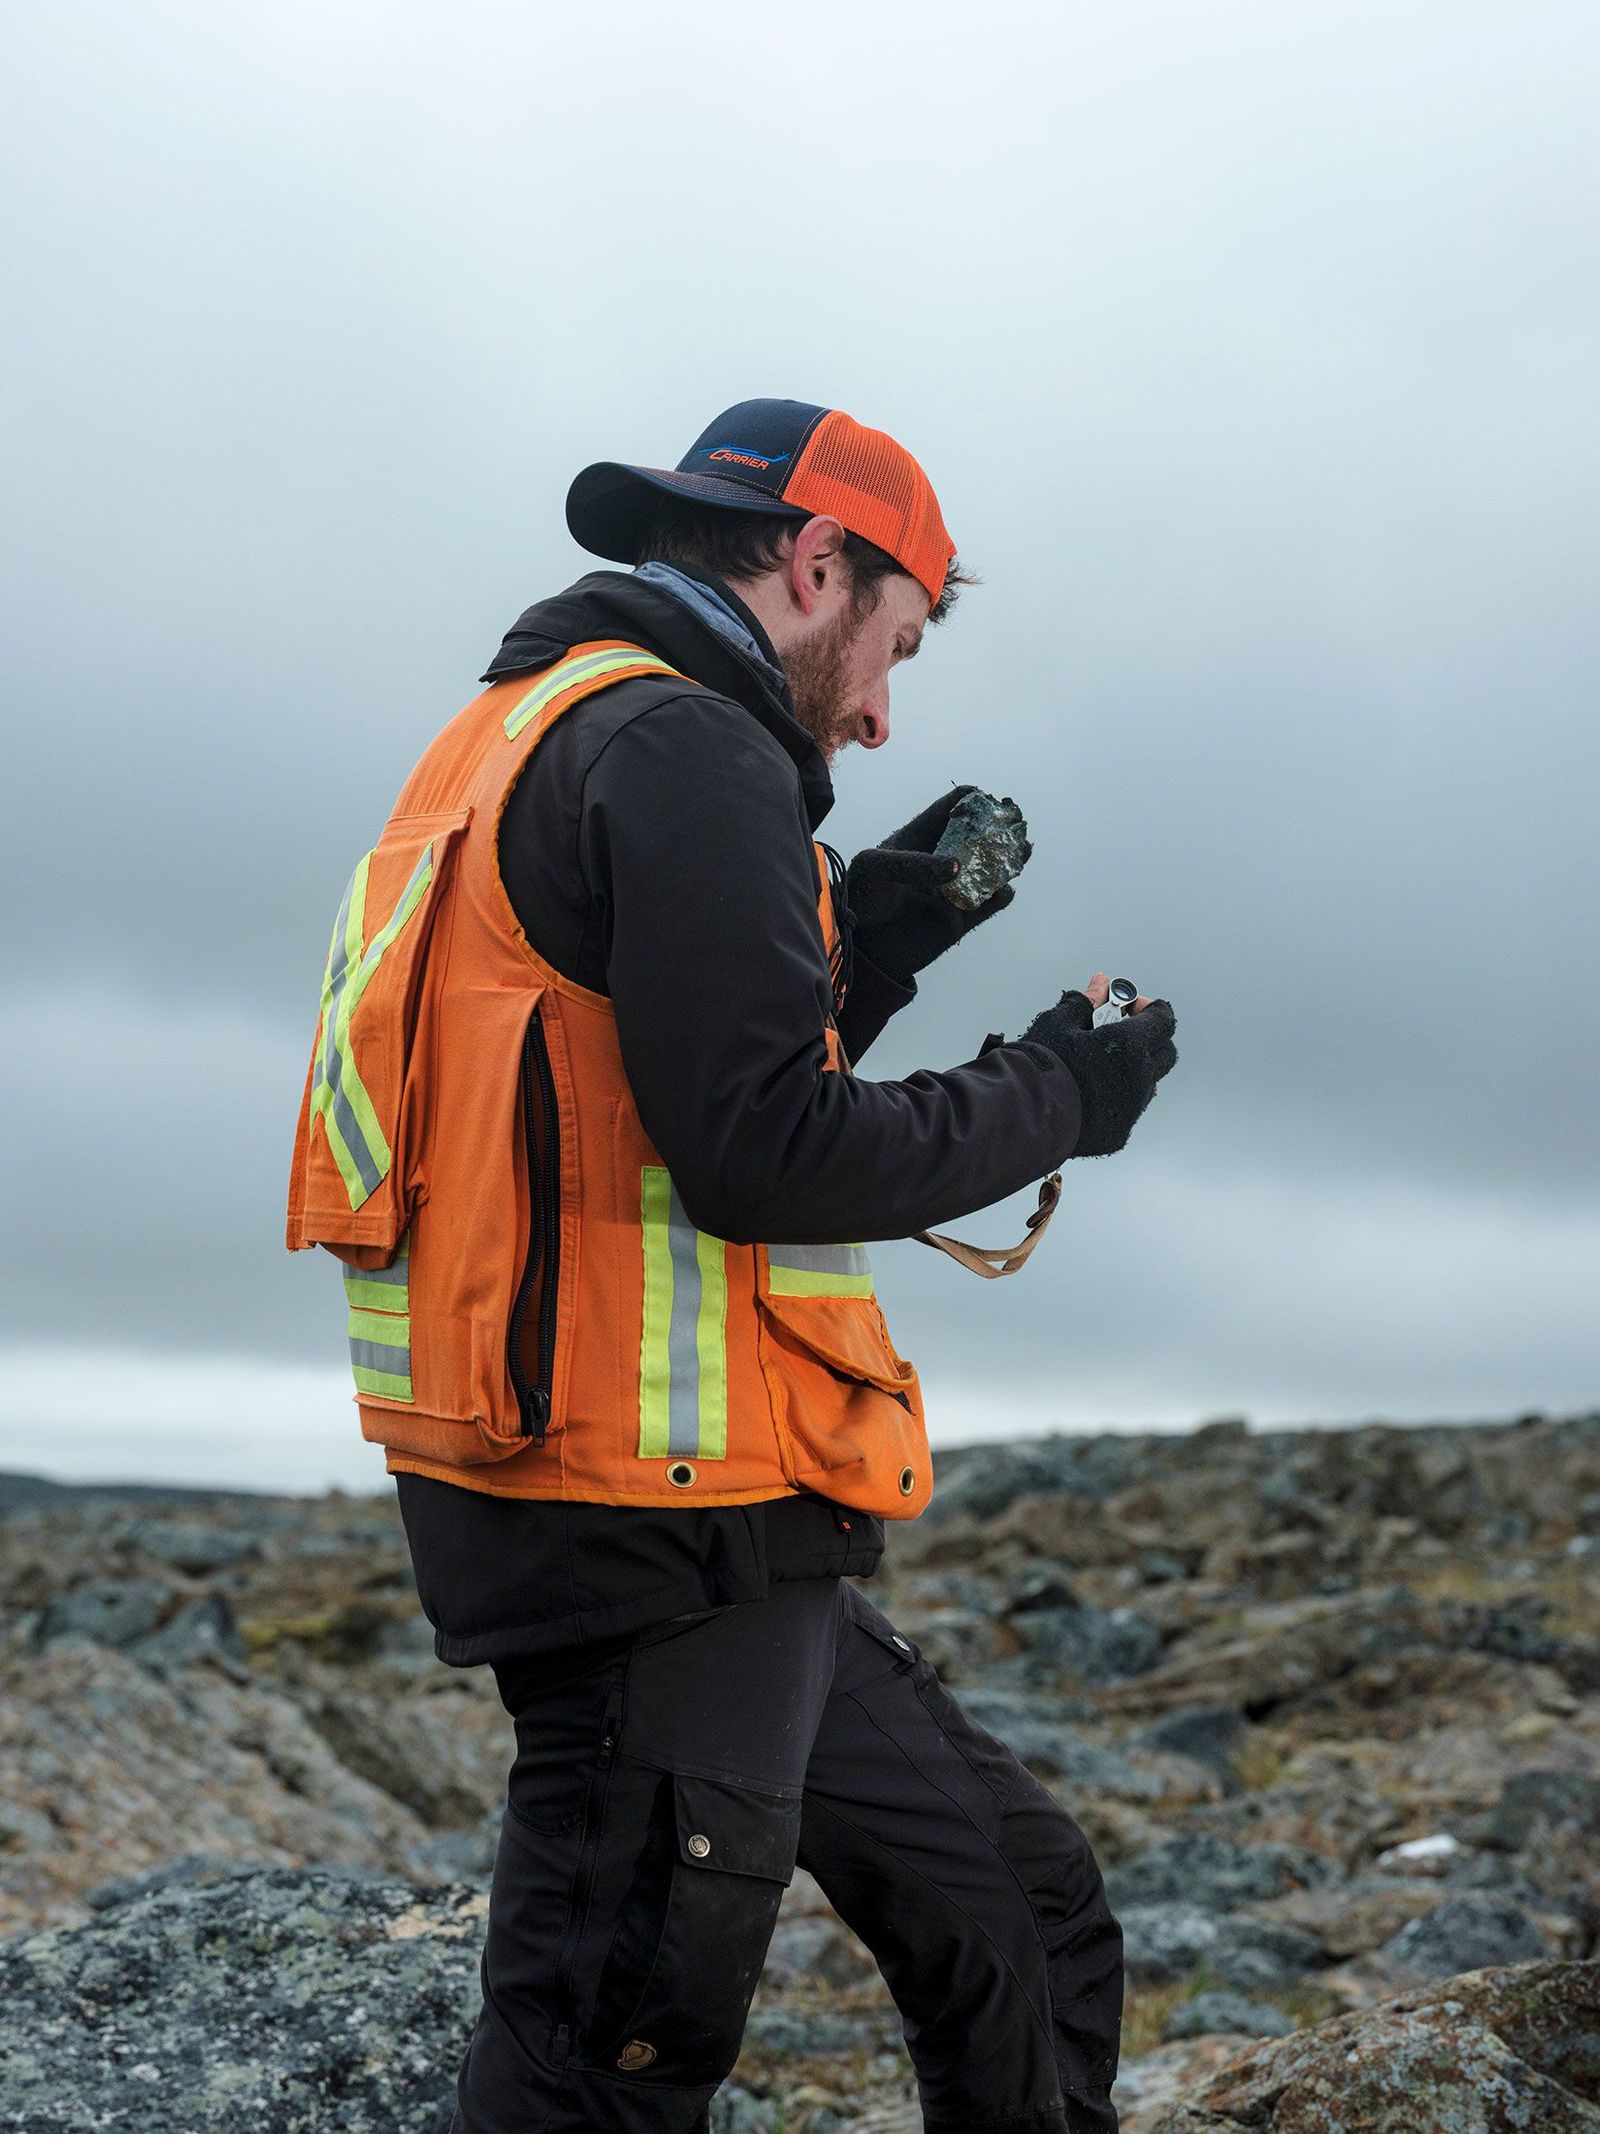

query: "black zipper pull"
left=523, top=1387, right=551, bottom=1446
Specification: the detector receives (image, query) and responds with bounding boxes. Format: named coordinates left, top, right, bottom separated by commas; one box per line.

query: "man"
left=287, top=398, right=1178, bottom=2133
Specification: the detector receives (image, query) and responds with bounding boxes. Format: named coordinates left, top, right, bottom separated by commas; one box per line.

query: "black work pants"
left=450, top=1575, right=1123, bottom=2133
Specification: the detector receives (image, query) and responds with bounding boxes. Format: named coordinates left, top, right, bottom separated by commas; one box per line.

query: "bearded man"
left=294, top=398, right=1178, bottom=2133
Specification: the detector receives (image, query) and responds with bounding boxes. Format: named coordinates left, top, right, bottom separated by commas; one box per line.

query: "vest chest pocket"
left=288, top=807, right=472, bottom=1260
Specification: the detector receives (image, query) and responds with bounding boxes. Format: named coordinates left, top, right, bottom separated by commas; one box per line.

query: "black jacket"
left=396, top=568, right=1083, bottom=1666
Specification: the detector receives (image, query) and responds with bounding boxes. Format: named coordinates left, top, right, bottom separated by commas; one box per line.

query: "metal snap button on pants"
left=449, top=1576, right=1123, bottom=2134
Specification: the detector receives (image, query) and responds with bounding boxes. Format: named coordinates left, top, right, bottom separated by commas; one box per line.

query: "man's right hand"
left=1014, top=971, right=1178, bottom=1157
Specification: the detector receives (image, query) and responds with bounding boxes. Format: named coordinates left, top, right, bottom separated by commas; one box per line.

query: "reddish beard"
left=780, top=610, right=865, bottom=766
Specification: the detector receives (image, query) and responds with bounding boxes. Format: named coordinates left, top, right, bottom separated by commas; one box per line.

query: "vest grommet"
left=898, top=1465, right=916, bottom=1495
left=666, top=1460, right=697, bottom=1488
left=686, top=1832, right=711, bottom=1858
left=617, top=2039, right=657, bottom=2071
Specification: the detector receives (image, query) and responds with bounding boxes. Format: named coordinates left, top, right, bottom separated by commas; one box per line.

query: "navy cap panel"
left=566, top=461, right=810, bottom=564
left=675, top=399, right=830, bottom=498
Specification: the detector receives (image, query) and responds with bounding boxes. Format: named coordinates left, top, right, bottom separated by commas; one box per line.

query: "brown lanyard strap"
left=832, top=1024, right=1062, bottom=1278
left=912, top=1171, right=1063, bottom=1279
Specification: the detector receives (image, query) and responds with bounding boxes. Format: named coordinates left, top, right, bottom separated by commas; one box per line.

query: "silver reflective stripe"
left=318, top=868, right=358, bottom=1099
left=639, top=1167, right=728, bottom=1461
left=764, top=1236, right=875, bottom=1300
left=664, top=1182, right=705, bottom=1457
left=342, top=1236, right=410, bottom=1314
left=310, top=841, right=437, bottom=1212
left=312, top=854, right=389, bottom=1205
left=349, top=1336, right=411, bottom=1376
left=327, top=1067, right=384, bottom=1199
left=765, top=1243, right=872, bottom=1277
left=354, top=846, right=434, bottom=988
left=344, top=1242, right=413, bottom=1401
left=352, top=1257, right=407, bottom=1289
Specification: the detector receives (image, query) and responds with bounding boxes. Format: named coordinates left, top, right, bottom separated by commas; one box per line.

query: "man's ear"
left=785, top=515, right=848, bottom=618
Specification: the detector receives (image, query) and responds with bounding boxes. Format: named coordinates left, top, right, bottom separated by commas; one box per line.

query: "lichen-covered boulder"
left=0, top=1862, right=480, bottom=2130
left=1147, top=1960, right=1600, bottom=2132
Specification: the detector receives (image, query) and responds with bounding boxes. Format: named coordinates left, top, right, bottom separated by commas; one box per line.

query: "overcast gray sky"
left=3, top=0, right=1596, bottom=1489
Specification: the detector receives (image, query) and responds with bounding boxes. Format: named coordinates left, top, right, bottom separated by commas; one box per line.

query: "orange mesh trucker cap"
left=566, top=398, right=956, bottom=609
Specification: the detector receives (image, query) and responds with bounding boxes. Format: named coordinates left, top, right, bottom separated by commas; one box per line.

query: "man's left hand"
left=845, top=786, right=1031, bottom=987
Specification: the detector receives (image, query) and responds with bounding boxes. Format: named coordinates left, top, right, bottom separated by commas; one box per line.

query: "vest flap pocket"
left=288, top=808, right=472, bottom=1254
left=756, top=1243, right=915, bottom=1396
left=672, top=1771, right=801, bottom=1883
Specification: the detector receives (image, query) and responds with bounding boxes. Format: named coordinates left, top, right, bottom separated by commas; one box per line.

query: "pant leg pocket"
left=586, top=1767, right=801, bottom=2083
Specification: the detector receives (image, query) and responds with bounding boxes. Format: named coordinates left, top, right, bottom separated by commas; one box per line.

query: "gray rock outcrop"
left=0, top=1863, right=481, bottom=2129
left=1147, top=1961, right=1600, bottom=2131
left=2, top=1410, right=1598, bottom=2132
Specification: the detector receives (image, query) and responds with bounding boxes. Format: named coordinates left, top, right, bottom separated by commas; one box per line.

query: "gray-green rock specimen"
left=934, top=789, right=1029, bottom=909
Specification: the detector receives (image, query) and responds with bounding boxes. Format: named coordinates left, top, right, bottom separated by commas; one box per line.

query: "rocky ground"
left=1, top=1413, right=1598, bottom=2130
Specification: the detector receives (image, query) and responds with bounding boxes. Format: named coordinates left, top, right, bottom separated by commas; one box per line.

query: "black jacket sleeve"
left=832, top=942, right=915, bottom=1065
left=578, top=691, right=1082, bottom=1245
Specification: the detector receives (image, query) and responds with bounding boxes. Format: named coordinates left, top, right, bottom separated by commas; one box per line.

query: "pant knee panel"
left=991, top=1785, right=1123, bottom=2117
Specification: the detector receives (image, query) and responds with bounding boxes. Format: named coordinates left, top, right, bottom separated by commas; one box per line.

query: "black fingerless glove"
left=846, top=786, right=1029, bottom=988
left=1016, top=991, right=1178, bottom=1156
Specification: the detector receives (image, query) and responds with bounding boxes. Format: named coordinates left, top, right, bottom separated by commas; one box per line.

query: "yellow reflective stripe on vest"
left=504, top=647, right=681, bottom=742
left=310, top=854, right=379, bottom=1206
left=639, top=1167, right=728, bottom=1460
left=343, top=1234, right=413, bottom=1401
left=310, top=843, right=435, bottom=1211
left=765, top=1241, right=875, bottom=1299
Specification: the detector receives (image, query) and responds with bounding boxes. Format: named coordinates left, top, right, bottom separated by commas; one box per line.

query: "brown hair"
left=634, top=501, right=977, bottom=624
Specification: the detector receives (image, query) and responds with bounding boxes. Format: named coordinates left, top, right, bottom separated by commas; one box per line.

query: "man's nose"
left=858, top=684, right=891, bottom=749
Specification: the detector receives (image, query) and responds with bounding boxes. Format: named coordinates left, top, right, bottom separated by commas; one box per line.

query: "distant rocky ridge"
left=1, top=1411, right=1597, bottom=2131
left=0, top=1471, right=269, bottom=1509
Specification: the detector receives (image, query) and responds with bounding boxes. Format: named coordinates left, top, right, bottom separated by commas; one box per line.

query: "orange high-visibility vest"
left=286, top=642, right=931, bottom=1515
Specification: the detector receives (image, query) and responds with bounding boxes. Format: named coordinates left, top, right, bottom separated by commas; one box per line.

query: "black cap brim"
left=566, top=461, right=811, bottom=565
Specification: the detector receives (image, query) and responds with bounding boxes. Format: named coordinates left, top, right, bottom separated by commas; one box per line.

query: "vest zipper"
left=508, top=1003, right=560, bottom=1444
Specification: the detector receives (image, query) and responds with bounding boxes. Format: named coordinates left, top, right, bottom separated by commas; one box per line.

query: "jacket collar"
left=482, top=568, right=835, bottom=831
